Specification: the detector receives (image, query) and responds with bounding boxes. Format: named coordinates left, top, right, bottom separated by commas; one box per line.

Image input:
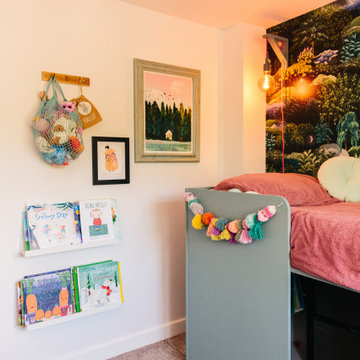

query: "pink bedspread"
left=291, top=202, right=360, bottom=291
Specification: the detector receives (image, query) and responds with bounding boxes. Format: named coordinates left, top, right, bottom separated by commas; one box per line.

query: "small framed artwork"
left=92, top=137, right=130, bottom=185
left=134, top=58, right=200, bottom=162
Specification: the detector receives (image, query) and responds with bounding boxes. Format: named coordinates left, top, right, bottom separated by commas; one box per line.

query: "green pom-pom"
left=248, top=216, right=263, bottom=240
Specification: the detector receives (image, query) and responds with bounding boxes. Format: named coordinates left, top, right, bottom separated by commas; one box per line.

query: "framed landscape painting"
left=134, top=59, right=200, bottom=162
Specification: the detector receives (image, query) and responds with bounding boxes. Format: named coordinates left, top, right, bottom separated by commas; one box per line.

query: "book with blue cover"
left=22, top=268, right=73, bottom=326
left=74, top=260, right=123, bottom=312
left=25, top=202, right=80, bottom=250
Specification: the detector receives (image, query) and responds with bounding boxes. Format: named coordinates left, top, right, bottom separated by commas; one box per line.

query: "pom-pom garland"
left=185, top=192, right=281, bottom=245
left=202, top=212, right=214, bottom=225
left=192, top=214, right=203, bottom=230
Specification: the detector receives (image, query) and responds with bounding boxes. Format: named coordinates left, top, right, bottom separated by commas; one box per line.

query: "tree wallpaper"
left=266, top=0, right=360, bottom=175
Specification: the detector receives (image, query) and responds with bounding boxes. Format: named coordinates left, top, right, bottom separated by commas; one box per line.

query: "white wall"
left=220, top=23, right=266, bottom=178
left=0, top=0, right=264, bottom=359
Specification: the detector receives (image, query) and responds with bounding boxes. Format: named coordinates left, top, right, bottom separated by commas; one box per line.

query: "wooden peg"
left=41, top=71, right=90, bottom=86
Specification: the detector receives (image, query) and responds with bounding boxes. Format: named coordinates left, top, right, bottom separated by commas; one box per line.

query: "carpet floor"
left=109, top=333, right=186, bottom=360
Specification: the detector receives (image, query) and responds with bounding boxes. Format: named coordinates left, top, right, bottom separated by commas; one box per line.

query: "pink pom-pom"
left=239, top=230, right=253, bottom=244
left=257, top=205, right=277, bottom=222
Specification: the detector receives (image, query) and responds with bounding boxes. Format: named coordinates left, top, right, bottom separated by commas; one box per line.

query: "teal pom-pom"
left=248, top=216, right=264, bottom=240
left=215, top=218, right=229, bottom=231
left=245, top=212, right=256, bottom=229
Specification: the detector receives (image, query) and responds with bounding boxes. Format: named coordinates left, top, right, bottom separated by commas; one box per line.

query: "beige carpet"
left=109, top=333, right=186, bottom=360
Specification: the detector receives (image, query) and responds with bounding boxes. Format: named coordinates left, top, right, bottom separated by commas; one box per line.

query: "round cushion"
left=318, top=157, right=360, bottom=201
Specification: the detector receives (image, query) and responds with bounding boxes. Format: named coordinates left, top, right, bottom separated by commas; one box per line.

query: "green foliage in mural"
left=297, top=150, right=334, bottom=177
left=348, top=146, right=360, bottom=157
left=314, top=122, right=333, bottom=145
left=284, top=98, right=319, bottom=125
left=266, top=132, right=276, bottom=151
left=290, top=5, right=354, bottom=56
left=318, top=72, right=360, bottom=126
left=284, top=99, right=307, bottom=124
left=304, top=98, right=320, bottom=124
left=284, top=124, right=305, bottom=152
left=265, top=1, right=360, bottom=175
left=284, top=58, right=315, bottom=82
left=341, top=33, right=360, bottom=63
left=336, top=111, right=359, bottom=149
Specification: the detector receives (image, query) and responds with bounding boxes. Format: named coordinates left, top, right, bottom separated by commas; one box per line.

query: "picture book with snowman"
left=73, top=260, right=123, bottom=312
left=26, top=202, right=80, bottom=250
left=78, top=199, right=115, bottom=243
left=21, top=268, right=73, bottom=327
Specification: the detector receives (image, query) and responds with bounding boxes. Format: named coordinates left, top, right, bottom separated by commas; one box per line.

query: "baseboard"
left=59, top=317, right=186, bottom=360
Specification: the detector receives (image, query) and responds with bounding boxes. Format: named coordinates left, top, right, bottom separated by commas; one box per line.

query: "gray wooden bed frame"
left=186, top=187, right=292, bottom=360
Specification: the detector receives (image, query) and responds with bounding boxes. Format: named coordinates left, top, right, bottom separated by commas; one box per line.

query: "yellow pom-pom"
left=219, top=229, right=231, bottom=240
left=211, top=234, right=221, bottom=241
left=192, top=214, right=203, bottom=230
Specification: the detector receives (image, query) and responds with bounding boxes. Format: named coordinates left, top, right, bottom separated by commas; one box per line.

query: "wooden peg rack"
left=41, top=71, right=90, bottom=86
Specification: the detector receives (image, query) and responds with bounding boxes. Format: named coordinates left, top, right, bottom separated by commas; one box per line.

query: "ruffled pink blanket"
left=291, top=202, right=360, bottom=291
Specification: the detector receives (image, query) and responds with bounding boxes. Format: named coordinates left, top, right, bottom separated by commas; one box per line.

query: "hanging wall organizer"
left=41, top=71, right=90, bottom=86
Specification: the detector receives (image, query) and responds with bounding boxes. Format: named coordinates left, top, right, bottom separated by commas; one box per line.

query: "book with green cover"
left=74, top=260, right=123, bottom=312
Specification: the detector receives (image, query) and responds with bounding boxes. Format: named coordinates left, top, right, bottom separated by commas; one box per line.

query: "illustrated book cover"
left=73, top=260, right=123, bottom=312
left=26, top=202, right=80, bottom=250
left=22, top=268, right=73, bottom=326
left=78, top=199, right=115, bottom=243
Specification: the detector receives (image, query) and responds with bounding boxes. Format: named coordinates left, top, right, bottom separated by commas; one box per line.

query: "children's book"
left=26, top=202, right=80, bottom=250
left=17, top=281, right=24, bottom=327
left=74, top=260, right=123, bottom=312
left=22, top=268, right=73, bottom=326
left=78, top=199, right=115, bottom=243
left=23, top=212, right=30, bottom=251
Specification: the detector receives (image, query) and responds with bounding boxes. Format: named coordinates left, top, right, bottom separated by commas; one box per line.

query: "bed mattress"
left=290, top=202, right=360, bottom=291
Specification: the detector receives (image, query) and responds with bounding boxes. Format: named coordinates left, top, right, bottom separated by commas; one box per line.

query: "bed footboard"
left=186, top=187, right=291, bottom=360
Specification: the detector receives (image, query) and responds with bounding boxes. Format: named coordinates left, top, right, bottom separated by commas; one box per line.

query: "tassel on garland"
left=248, top=215, right=264, bottom=240
left=219, top=228, right=231, bottom=240
left=239, top=229, right=253, bottom=244
left=185, top=191, right=279, bottom=245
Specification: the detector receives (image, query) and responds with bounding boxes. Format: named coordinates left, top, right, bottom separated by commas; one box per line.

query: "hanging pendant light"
left=258, top=57, right=275, bottom=92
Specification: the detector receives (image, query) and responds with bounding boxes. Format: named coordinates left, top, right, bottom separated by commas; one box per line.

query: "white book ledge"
left=21, top=238, right=118, bottom=257
left=25, top=302, right=121, bottom=331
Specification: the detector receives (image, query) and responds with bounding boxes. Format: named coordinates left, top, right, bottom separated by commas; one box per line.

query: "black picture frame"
left=92, top=136, right=130, bottom=185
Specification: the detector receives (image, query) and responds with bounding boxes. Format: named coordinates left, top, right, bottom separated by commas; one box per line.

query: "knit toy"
left=185, top=192, right=280, bottom=245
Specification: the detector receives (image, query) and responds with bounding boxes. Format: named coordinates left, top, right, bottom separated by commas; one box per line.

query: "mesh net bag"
left=32, top=76, right=84, bottom=166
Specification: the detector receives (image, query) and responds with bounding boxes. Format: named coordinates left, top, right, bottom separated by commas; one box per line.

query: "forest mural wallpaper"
left=266, top=0, right=360, bottom=175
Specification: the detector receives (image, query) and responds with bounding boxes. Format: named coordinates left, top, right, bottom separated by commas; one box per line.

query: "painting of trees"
left=265, top=0, right=360, bottom=174
left=336, top=112, right=359, bottom=149
left=145, top=101, right=191, bottom=142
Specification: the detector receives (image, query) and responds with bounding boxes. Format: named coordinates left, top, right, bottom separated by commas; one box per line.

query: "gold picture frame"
left=134, top=59, right=200, bottom=162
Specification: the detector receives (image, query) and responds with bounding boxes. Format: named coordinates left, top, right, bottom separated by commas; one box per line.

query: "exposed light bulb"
left=258, top=71, right=275, bottom=92
left=258, top=58, right=275, bottom=92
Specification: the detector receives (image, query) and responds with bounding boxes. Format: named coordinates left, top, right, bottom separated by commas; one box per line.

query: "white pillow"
left=318, top=157, right=360, bottom=201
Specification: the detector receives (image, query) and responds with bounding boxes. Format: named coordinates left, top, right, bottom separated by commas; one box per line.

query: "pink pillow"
left=214, top=173, right=339, bottom=206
